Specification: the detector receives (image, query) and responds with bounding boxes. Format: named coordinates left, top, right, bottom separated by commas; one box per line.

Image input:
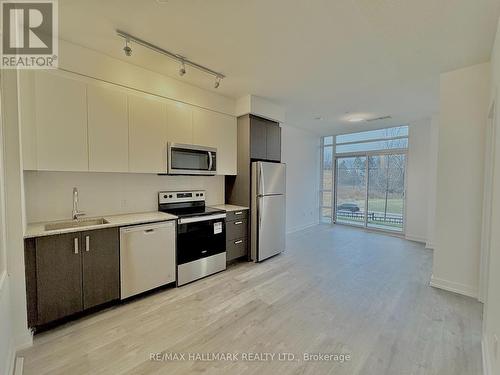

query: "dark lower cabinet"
left=225, top=209, right=249, bottom=263
left=25, top=227, right=120, bottom=328
left=35, top=233, right=83, bottom=325
left=82, top=228, right=120, bottom=309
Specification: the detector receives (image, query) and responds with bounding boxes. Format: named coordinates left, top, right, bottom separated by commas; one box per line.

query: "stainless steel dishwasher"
left=120, top=221, right=176, bottom=299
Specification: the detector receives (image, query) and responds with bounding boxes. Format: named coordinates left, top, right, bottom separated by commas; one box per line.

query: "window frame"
left=320, top=126, right=409, bottom=231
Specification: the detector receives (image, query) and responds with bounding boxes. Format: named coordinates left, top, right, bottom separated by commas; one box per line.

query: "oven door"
left=168, top=143, right=217, bottom=175
left=177, top=214, right=226, bottom=265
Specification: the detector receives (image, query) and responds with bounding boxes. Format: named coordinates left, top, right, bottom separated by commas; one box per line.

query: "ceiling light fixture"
left=123, top=39, right=132, bottom=57
left=214, top=75, right=221, bottom=89
left=348, top=117, right=364, bottom=123
left=116, top=30, right=225, bottom=88
left=179, top=60, right=186, bottom=76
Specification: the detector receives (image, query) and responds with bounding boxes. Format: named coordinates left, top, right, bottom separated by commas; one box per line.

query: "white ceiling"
left=58, top=0, right=500, bottom=135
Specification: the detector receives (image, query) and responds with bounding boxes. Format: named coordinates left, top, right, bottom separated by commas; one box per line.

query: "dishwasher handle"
left=120, top=221, right=175, bottom=234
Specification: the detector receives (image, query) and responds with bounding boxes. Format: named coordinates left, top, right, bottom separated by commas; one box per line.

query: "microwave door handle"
left=208, top=151, right=213, bottom=171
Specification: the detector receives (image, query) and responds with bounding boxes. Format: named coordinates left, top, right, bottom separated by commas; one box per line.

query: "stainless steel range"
left=158, top=190, right=226, bottom=286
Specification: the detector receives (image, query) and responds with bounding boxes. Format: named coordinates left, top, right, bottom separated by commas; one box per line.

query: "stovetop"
left=158, top=190, right=225, bottom=219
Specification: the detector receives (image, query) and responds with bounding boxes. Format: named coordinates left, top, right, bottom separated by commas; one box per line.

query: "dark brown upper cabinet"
left=265, top=123, right=281, bottom=162
left=249, top=115, right=281, bottom=162
left=26, top=227, right=120, bottom=327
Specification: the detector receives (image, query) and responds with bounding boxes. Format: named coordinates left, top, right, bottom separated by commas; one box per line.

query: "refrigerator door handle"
left=259, top=162, right=264, bottom=196
left=258, top=197, right=263, bottom=232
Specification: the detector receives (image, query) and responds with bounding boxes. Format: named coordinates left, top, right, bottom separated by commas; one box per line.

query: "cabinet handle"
left=234, top=240, right=243, bottom=245
left=85, top=235, right=90, bottom=252
left=234, top=221, right=243, bottom=225
left=74, top=238, right=79, bottom=254
left=235, top=211, right=243, bottom=215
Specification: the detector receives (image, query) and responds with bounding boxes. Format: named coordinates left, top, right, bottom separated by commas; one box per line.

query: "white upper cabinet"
left=193, top=108, right=237, bottom=175
left=166, top=101, right=193, bottom=144
left=18, top=70, right=237, bottom=175
left=87, top=85, right=129, bottom=172
left=128, top=94, right=168, bottom=173
left=34, top=72, right=89, bottom=171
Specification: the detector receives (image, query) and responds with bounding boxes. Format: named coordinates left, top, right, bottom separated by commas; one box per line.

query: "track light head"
left=179, top=60, right=186, bottom=76
left=214, top=75, right=221, bottom=89
left=123, top=40, right=132, bottom=57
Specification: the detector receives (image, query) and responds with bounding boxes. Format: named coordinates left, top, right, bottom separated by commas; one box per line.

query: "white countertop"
left=24, top=211, right=178, bottom=239
left=211, top=204, right=249, bottom=212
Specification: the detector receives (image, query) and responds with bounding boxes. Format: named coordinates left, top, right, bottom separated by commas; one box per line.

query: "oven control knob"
left=169, top=195, right=173, bottom=198
left=163, top=194, right=168, bottom=199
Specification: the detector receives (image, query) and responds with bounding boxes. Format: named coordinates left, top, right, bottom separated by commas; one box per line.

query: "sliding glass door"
left=334, top=152, right=406, bottom=233
left=321, top=126, right=408, bottom=232
left=367, top=153, right=406, bottom=232
left=335, top=156, right=367, bottom=226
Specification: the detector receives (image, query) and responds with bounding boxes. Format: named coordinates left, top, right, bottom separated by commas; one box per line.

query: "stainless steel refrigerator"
left=251, top=161, right=286, bottom=262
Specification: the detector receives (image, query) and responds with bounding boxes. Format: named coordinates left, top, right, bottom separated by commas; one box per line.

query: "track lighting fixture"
left=179, top=60, right=186, bottom=76
left=214, top=75, right=221, bottom=89
left=116, top=30, right=226, bottom=88
left=123, top=39, right=132, bottom=57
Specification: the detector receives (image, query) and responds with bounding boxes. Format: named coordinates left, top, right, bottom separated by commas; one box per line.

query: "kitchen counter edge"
left=24, top=211, right=178, bottom=239
left=210, top=204, right=249, bottom=212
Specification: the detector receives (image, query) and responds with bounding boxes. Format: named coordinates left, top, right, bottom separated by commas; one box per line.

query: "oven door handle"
left=178, top=213, right=226, bottom=224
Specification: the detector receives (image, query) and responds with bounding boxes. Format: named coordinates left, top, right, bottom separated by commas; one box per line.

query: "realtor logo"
left=1, top=0, right=58, bottom=68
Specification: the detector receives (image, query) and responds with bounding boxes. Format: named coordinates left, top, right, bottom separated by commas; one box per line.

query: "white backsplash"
left=24, top=171, right=225, bottom=223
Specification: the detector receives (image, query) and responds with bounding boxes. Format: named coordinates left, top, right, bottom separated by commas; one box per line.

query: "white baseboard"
left=429, top=274, right=478, bottom=298
left=482, top=336, right=491, bottom=375
left=6, top=343, right=15, bottom=375
left=286, top=222, right=318, bottom=234
left=405, top=234, right=427, bottom=244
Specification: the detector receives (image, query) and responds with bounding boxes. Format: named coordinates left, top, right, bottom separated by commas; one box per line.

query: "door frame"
left=333, top=148, right=408, bottom=235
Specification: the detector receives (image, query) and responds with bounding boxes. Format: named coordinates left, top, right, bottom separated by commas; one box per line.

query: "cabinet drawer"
left=226, top=218, right=247, bottom=241
left=226, top=238, right=248, bottom=261
left=226, top=209, right=248, bottom=222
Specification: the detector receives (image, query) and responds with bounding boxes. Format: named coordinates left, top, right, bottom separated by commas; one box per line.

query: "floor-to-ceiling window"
left=319, top=136, right=334, bottom=223
left=320, top=126, right=408, bottom=233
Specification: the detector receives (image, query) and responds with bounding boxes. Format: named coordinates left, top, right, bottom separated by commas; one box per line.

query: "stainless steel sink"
left=45, top=218, right=109, bottom=231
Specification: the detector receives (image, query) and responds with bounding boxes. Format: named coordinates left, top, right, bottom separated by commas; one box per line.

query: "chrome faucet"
left=72, top=187, right=85, bottom=220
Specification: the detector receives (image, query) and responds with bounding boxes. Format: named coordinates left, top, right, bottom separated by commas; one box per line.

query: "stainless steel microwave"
left=167, top=143, right=217, bottom=175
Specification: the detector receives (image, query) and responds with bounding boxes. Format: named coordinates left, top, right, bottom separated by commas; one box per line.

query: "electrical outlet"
left=494, top=334, right=499, bottom=359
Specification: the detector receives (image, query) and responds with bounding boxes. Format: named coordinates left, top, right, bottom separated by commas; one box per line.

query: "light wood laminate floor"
left=18, top=224, right=483, bottom=375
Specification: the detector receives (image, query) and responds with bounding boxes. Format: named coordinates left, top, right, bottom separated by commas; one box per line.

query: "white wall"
left=0, top=275, right=14, bottom=375
left=24, top=172, right=224, bottom=223
left=483, top=18, right=500, bottom=375
left=0, top=71, right=15, bottom=375
left=1, top=69, right=32, bottom=370
left=281, top=125, right=320, bottom=233
left=405, top=118, right=432, bottom=243
left=235, top=95, right=286, bottom=123
left=425, top=115, right=440, bottom=249
left=431, top=62, right=490, bottom=298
